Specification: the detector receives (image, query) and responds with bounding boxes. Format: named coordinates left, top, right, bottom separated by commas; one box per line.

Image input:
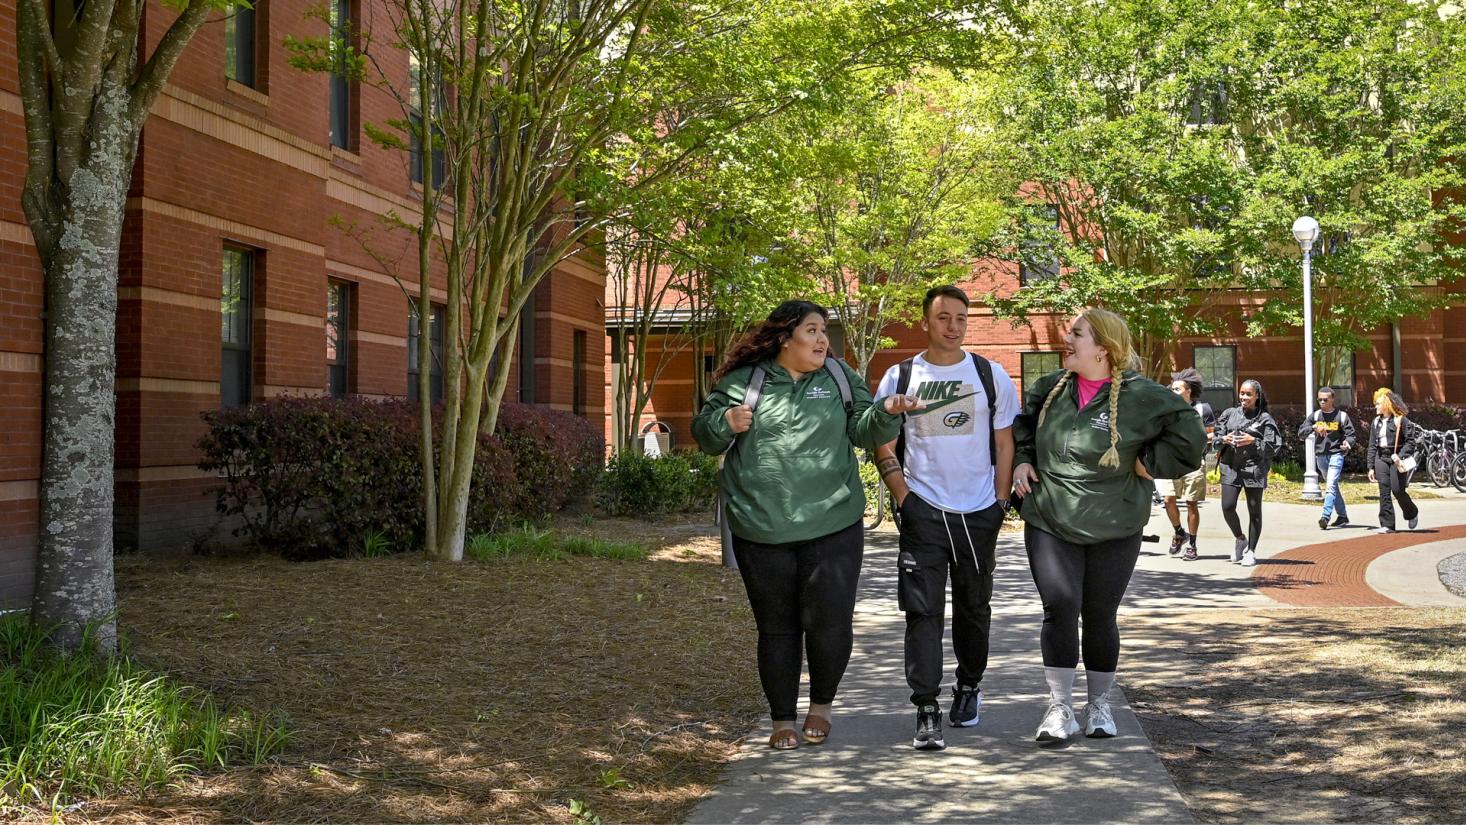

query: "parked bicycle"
left=1420, top=428, right=1462, bottom=488
left=1451, top=449, right=1466, bottom=493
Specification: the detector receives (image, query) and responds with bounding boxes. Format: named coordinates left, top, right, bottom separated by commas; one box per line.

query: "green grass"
left=466, top=526, right=649, bottom=562
left=0, top=615, right=289, bottom=809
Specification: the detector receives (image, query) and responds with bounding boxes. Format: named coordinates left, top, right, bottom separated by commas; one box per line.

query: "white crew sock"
left=1087, top=670, right=1116, bottom=704
left=1044, top=666, right=1076, bottom=706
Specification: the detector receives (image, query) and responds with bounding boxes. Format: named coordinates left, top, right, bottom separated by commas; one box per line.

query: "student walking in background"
left=1214, top=380, right=1282, bottom=567
left=1155, top=368, right=1215, bottom=561
left=1367, top=388, right=1420, bottom=533
left=1011, top=308, right=1205, bottom=744
left=1300, top=387, right=1357, bottom=530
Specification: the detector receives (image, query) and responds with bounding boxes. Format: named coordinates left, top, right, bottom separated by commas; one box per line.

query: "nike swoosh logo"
left=908, top=391, right=980, bottom=416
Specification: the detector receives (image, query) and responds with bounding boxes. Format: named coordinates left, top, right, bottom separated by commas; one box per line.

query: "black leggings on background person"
left=731, top=520, right=864, bottom=722
left=1220, top=484, right=1264, bottom=550
left=1374, top=458, right=1419, bottom=530
left=1025, top=525, right=1142, bottom=671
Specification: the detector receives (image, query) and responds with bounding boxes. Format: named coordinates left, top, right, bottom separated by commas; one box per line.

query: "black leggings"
left=1025, top=525, right=1141, bottom=671
left=1220, top=484, right=1264, bottom=550
left=731, top=520, right=864, bottom=721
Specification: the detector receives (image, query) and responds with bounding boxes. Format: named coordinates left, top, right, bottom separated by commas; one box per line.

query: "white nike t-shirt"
left=875, top=352, right=1020, bottom=513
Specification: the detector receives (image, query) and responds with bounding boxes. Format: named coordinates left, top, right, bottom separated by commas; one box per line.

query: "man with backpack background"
left=873, top=285, right=1020, bottom=751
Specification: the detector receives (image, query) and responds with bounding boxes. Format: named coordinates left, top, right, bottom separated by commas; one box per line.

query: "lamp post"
left=1292, top=216, right=1322, bottom=500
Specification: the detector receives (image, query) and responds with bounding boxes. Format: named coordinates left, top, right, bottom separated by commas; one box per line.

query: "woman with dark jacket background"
left=1214, top=379, right=1282, bottom=568
left=693, top=300, right=913, bottom=750
left=1367, top=388, right=1420, bottom=533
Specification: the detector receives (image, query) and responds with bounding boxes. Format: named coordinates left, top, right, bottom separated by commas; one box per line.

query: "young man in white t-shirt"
left=873, top=286, right=1019, bottom=751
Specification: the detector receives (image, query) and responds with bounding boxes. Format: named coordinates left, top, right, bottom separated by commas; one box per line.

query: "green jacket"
left=1013, top=370, right=1207, bottom=545
left=693, top=360, right=903, bottom=544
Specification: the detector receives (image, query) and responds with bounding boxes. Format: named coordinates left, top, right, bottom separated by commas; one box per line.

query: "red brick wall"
left=0, top=0, right=608, bottom=607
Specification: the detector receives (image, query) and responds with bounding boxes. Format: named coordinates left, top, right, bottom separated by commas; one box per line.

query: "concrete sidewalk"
left=687, top=527, right=1194, bottom=825
left=688, top=487, right=1463, bottom=824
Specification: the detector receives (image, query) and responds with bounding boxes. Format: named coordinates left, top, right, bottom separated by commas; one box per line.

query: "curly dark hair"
left=714, top=300, right=828, bottom=383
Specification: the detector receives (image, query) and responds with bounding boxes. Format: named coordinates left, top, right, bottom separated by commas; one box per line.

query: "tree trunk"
left=32, top=148, right=133, bottom=652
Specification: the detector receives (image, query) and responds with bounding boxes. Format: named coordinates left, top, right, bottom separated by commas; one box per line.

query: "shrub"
left=200, top=398, right=607, bottom=559
left=493, top=404, right=606, bottom=525
left=198, top=397, right=422, bottom=560
left=597, top=450, right=720, bottom=518
left=0, top=616, right=289, bottom=807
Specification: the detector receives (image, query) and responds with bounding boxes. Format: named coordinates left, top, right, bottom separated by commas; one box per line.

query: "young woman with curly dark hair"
left=694, top=300, right=920, bottom=750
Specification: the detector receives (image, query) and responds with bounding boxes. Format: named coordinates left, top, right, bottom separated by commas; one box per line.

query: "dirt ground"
left=1124, top=607, right=1466, bottom=824
left=48, top=508, right=764, bottom=824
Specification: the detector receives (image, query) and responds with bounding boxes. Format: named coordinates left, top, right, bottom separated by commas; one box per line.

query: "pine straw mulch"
left=1123, top=607, right=1466, bottom=824
left=53, top=509, right=764, bottom=824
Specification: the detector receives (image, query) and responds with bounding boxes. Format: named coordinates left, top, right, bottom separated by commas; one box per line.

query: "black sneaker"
left=949, top=684, right=982, bottom=727
left=1331, top=517, right=1349, bottom=528
left=913, top=703, right=945, bottom=750
left=1318, top=516, right=1329, bottom=530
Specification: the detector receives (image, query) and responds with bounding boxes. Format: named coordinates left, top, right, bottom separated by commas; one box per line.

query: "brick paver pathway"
left=1252, top=524, right=1466, bottom=606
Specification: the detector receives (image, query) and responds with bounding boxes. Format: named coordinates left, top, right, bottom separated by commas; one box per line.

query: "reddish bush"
left=199, top=398, right=605, bottom=559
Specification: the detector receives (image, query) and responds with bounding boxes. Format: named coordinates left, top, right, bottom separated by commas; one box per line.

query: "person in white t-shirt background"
left=872, top=285, right=1020, bottom=751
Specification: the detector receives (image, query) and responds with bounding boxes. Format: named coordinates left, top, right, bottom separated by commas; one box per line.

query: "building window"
left=1020, top=352, right=1063, bottom=395
left=221, top=247, right=254, bottom=408
left=328, top=0, right=355, bottom=149
left=225, top=2, right=258, bottom=88
left=1018, top=203, right=1060, bottom=286
left=326, top=281, right=350, bottom=398
left=408, top=54, right=446, bottom=188
left=518, top=285, right=537, bottom=404
left=573, top=330, right=587, bottom=416
left=407, top=302, right=444, bottom=403
left=1322, top=351, right=1355, bottom=407
left=1194, top=345, right=1236, bottom=411
left=1186, top=81, right=1228, bottom=126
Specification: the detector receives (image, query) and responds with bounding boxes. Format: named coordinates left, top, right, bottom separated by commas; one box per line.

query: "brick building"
left=605, top=266, right=1465, bottom=454
left=0, top=0, right=605, bottom=609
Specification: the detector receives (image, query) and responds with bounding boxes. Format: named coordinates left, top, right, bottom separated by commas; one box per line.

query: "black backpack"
left=893, top=352, right=998, bottom=467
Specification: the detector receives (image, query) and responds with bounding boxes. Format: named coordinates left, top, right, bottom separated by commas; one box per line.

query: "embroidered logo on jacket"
left=806, top=386, right=832, bottom=400
left=1090, top=411, right=1112, bottom=433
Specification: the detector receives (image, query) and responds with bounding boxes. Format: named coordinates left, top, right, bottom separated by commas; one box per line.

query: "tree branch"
left=128, top=0, right=217, bottom=125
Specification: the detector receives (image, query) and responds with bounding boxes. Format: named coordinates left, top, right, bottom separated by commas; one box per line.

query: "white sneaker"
left=1231, top=536, right=1247, bottom=563
left=1240, top=550, right=1257, bottom=567
left=1408, top=515, right=1419, bottom=530
left=1035, top=701, right=1079, bottom=743
left=1372, top=526, right=1396, bottom=533
left=1084, top=696, right=1117, bottom=738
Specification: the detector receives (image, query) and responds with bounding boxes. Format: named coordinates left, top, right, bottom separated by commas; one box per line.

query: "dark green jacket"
left=1013, top=370, right=1207, bottom=545
left=693, top=360, right=903, bottom=544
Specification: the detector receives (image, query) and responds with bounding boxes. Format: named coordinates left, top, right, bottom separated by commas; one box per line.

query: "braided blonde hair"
left=1037, top=308, right=1141, bottom=469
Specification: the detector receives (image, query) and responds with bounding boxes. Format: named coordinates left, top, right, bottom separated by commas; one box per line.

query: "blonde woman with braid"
left=1011, top=309, right=1206, bottom=744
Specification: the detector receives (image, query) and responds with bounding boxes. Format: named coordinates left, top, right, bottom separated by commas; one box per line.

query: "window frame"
left=221, top=246, right=255, bottom=408
left=328, top=0, right=357, bottom=150
left=326, top=280, right=351, bottom=398
left=573, top=329, right=587, bottom=417
left=1018, top=203, right=1061, bottom=286
left=1020, top=351, right=1063, bottom=396
left=407, top=301, right=445, bottom=403
left=224, top=2, right=259, bottom=88
left=1193, top=345, right=1237, bottom=411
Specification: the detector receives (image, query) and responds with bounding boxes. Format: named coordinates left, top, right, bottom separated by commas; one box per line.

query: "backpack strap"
left=971, top=352, right=998, bottom=467
left=894, top=357, right=915, bottom=466
left=823, top=357, right=853, bottom=413
left=723, top=365, right=766, bottom=456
